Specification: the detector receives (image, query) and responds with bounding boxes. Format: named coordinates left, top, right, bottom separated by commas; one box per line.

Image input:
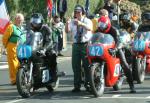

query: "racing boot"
left=129, top=84, right=136, bottom=93
left=125, top=66, right=136, bottom=93
left=126, top=72, right=136, bottom=93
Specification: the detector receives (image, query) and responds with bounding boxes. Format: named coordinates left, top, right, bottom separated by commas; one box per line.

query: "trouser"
left=58, top=34, right=63, bottom=52
left=46, top=50, right=57, bottom=81
left=53, top=42, right=59, bottom=54
left=118, top=49, right=134, bottom=88
left=6, top=42, right=20, bottom=84
left=72, top=43, right=89, bottom=88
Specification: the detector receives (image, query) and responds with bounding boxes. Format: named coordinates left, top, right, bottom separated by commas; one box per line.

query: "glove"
left=45, top=49, right=57, bottom=57
left=36, top=49, right=46, bottom=56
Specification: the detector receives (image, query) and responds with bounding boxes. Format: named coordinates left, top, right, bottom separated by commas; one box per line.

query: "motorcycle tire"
left=134, top=57, right=146, bottom=84
left=89, top=63, right=105, bottom=97
left=113, top=76, right=124, bottom=91
left=16, top=67, right=33, bottom=98
left=46, top=77, right=59, bottom=92
left=51, top=77, right=59, bottom=90
left=113, top=69, right=124, bottom=91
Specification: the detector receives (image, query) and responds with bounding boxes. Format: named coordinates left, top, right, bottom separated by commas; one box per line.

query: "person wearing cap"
left=2, top=13, right=25, bottom=85
left=52, top=15, right=65, bottom=56
left=65, top=5, right=93, bottom=92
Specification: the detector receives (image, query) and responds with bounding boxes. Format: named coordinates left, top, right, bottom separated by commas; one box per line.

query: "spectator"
left=65, top=5, right=93, bottom=92
left=2, top=13, right=25, bottom=85
left=52, top=15, right=64, bottom=56
left=103, top=0, right=114, bottom=20
left=57, top=0, right=67, bottom=22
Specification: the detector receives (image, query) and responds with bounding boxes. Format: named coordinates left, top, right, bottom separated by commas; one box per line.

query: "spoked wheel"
left=46, top=77, right=59, bottom=92
left=133, top=57, right=146, bottom=84
left=89, top=63, right=105, bottom=97
left=51, top=77, right=59, bottom=90
left=16, top=67, right=33, bottom=98
left=113, top=76, right=124, bottom=91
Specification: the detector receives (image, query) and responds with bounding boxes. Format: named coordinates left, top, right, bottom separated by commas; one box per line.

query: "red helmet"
left=98, top=16, right=111, bottom=33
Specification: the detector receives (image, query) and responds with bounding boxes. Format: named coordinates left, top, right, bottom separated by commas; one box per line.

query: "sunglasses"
left=74, top=11, right=81, bottom=14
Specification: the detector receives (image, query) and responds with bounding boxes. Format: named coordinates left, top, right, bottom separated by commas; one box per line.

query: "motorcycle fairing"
left=17, top=45, right=32, bottom=60
left=105, top=57, right=120, bottom=87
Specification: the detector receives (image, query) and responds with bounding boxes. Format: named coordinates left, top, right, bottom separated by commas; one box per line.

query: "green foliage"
left=6, top=0, right=104, bottom=22
left=6, top=0, right=47, bottom=21
left=66, top=0, right=104, bottom=17
left=129, top=0, right=150, bottom=12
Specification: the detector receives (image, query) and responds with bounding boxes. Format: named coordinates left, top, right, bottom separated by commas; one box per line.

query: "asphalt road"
left=0, top=46, right=150, bottom=103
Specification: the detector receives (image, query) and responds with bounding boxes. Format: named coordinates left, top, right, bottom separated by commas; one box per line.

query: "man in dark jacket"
left=57, top=0, right=67, bottom=22
left=30, top=13, right=57, bottom=83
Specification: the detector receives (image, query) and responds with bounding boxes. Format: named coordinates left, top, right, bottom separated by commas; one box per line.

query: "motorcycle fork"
left=28, top=62, right=33, bottom=83
left=100, top=62, right=105, bottom=83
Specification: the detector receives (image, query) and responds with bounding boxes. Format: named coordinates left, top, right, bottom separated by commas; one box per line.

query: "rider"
left=30, top=13, right=57, bottom=86
left=97, top=15, right=136, bottom=93
left=119, top=11, right=138, bottom=39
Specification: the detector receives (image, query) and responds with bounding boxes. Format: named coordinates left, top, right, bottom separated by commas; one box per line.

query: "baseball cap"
left=74, top=5, right=83, bottom=12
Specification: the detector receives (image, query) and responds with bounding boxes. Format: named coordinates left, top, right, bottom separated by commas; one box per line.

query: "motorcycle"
left=87, top=32, right=125, bottom=97
left=132, top=31, right=150, bottom=83
left=146, top=55, right=150, bottom=73
left=16, top=32, right=60, bottom=98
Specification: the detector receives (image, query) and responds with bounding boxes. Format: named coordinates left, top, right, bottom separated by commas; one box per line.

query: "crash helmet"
left=119, top=12, right=131, bottom=29
left=119, top=12, right=131, bottom=21
left=30, top=13, right=44, bottom=30
left=98, top=16, right=111, bottom=33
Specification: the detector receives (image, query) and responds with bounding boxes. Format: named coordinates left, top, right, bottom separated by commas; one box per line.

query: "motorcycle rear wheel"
left=133, top=57, right=146, bottom=84
left=46, top=77, right=59, bottom=92
left=113, top=76, right=124, bottom=91
left=89, top=63, right=105, bottom=97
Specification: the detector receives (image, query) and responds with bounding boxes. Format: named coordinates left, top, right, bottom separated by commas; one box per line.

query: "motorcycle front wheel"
left=16, top=67, right=33, bottom=98
left=89, top=63, right=105, bottom=97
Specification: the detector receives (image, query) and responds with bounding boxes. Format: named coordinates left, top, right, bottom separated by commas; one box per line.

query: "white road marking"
left=4, top=99, right=25, bottom=103
left=0, top=57, right=71, bottom=70
left=97, top=96, right=150, bottom=99
left=146, top=96, right=150, bottom=98
left=0, top=65, right=8, bottom=70
left=112, top=95, right=121, bottom=97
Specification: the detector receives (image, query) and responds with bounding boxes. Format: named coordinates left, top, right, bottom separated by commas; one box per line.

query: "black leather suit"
left=107, top=26, right=135, bottom=90
left=32, top=24, right=57, bottom=80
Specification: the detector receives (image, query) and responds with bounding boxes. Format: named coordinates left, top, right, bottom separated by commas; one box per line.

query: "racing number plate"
left=89, top=45, right=103, bottom=56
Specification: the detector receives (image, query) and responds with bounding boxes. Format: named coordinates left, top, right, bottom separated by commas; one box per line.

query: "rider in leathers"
left=29, top=13, right=57, bottom=86
left=97, top=15, right=136, bottom=93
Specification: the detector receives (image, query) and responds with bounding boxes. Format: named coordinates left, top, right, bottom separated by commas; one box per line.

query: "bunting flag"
left=47, top=0, right=53, bottom=17
left=0, top=0, right=10, bottom=34
left=85, top=0, right=90, bottom=16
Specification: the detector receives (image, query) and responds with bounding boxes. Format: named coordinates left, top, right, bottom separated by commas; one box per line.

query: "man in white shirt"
left=65, top=5, right=93, bottom=92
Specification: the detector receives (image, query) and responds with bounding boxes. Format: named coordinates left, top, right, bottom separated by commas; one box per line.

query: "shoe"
left=71, top=88, right=81, bottom=92
left=46, top=86, right=54, bottom=92
left=130, top=87, right=136, bottom=93
left=11, top=82, right=16, bottom=85
left=58, top=53, right=63, bottom=56
left=84, top=82, right=92, bottom=93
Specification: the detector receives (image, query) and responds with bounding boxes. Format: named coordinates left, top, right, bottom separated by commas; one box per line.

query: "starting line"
left=0, top=57, right=71, bottom=70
